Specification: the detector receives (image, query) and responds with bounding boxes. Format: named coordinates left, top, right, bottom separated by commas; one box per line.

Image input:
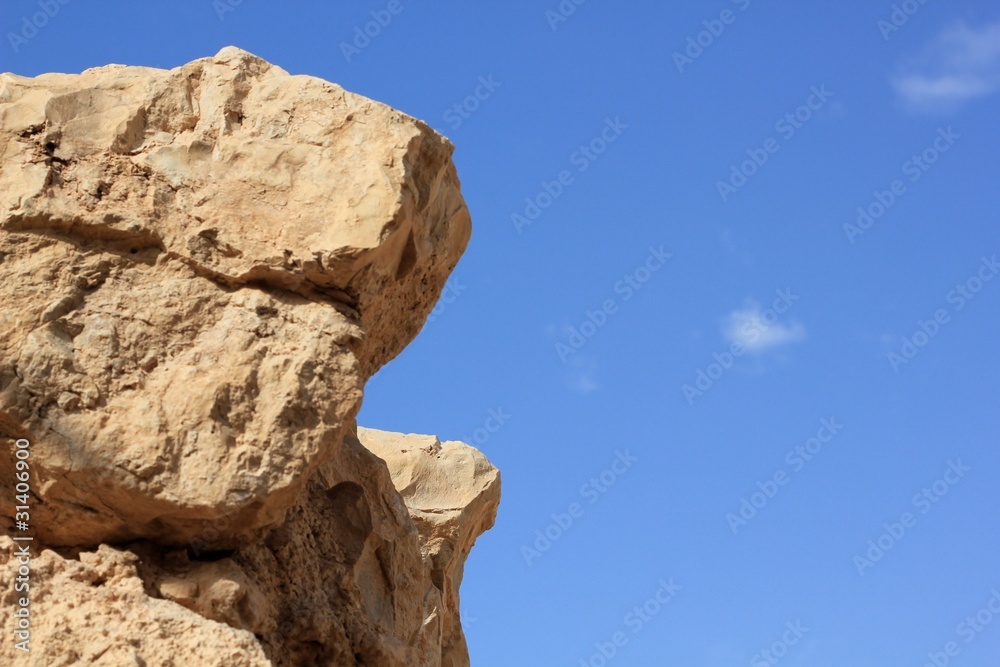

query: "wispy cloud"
left=722, top=301, right=805, bottom=353
left=892, top=19, right=1000, bottom=114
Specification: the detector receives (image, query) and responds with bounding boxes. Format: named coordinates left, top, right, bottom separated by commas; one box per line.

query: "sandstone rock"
left=0, top=47, right=471, bottom=548
left=0, top=48, right=497, bottom=666
left=0, top=426, right=500, bottom=666
left=358, top=428, right=502, bottom=667
left=0, top=535, right=272, bottom=666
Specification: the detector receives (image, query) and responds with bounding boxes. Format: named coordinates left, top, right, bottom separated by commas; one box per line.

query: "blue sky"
left=4, top=2, right=999, bottom=665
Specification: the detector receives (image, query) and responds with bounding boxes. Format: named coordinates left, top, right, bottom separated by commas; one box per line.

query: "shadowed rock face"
left=0, top=49, right=497, bottom=666
left=0, top=429, right=499, bottom=666
left=359, top=428, right=502, bottom=667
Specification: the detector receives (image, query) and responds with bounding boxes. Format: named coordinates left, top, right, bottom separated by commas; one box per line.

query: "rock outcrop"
left=359, top=428, right=501, bottom=667
left=0, top=48, right=497, bottom=666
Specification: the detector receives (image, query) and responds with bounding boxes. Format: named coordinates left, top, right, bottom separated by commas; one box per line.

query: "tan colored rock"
left=0, top=49, right=499, bottom=666
left=0, top=536, right=271, bottom=666
left=0, top=47, right=471, bottom=548
left=358, top=428, right=502, bottom=667
left=0, top=426, right=500, bottom=666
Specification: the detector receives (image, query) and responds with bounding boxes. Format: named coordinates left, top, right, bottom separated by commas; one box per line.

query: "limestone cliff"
left=0, top=48, right=498, bottom=666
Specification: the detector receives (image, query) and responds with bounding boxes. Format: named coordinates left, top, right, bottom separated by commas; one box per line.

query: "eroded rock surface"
left=0, top=428, right=500, bottom=666
left=0, top=535, right=272, bottom=666
left=0, top=49, right=496, bottom=666
left=359, top=428, right=501, bottom=667
left=0, top=46, right=471, bottom=547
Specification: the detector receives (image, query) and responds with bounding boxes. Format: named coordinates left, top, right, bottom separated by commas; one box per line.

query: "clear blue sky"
left=4, top=2, right=999, bottom=665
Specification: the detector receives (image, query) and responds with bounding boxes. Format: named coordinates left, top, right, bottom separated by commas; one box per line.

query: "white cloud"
left=892, top=20, right=1000, bottom=114
left=722, top=301, right=805, bottom=353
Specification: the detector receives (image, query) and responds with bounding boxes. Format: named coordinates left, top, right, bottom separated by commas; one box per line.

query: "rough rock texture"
left=0, top=45, right=471, bottom=547
left=0, top=535, right=272, bottom=666
left=359, top=428, right=501, bottom=667
left=0, top=49, right=497, bottom=666
left=0, top=429, right=500, bottom=666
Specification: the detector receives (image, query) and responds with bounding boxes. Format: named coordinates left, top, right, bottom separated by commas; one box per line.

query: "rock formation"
left=0, top=48, right=498, bottom=666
